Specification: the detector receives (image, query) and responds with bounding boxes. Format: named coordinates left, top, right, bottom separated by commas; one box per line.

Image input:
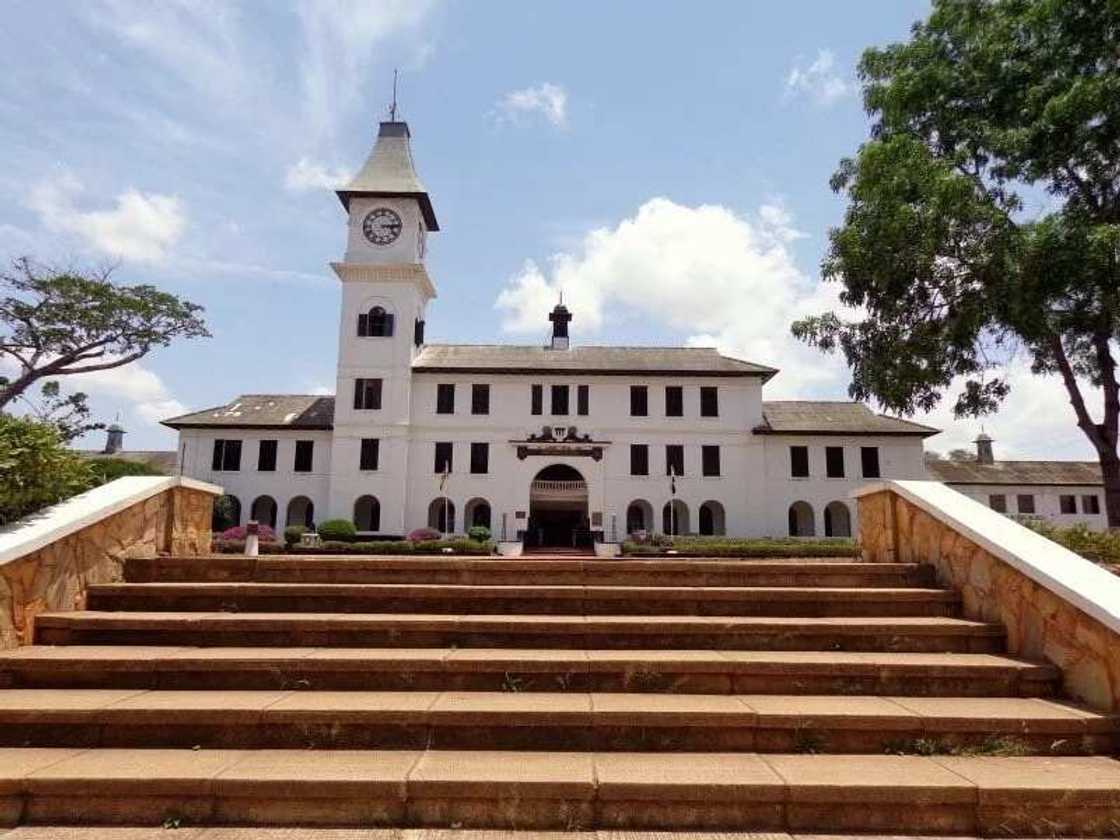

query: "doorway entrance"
left=527, top=464, right=590, bottom=549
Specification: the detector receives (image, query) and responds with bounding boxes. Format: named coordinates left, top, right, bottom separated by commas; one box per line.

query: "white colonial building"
left=165, top=118, right=938, bottom=545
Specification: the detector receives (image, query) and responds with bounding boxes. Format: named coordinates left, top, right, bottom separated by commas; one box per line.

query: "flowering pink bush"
left=407, top=527, right=442, bottom=542
left=220, top=524, right=277, bottom=542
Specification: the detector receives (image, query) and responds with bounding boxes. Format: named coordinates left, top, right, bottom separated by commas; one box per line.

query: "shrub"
left=0, top=414, right=94, bottom=525
left=621, top=535, right=860, bottom=558
left=318, top=519, right=357, bottom=540
left=219, top=524, right=277, bottom=542
left=211, top=538, right=286, bottom=555
left=1022, top=520, right=1120, bottom=566
left=407, top=527, right=442, bottom=542
left=212, top=495, right=239, bottom=532
left=284, top=525, right=307, bottom=547
left=468, top=525, right=491, bottom=542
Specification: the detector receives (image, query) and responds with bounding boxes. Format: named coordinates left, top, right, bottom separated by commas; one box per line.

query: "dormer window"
left=358, top=306, right=394, bottom=337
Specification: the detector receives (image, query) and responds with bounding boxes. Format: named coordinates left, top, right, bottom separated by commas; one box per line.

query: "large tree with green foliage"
left=793, top=0, right=1120, bottom=525
left=0, top=257, right=209, bottom=440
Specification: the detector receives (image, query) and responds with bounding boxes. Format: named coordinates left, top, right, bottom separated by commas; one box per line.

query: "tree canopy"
left=0, top=257, right=209, bottom=438
left=792, top=0, right=1120, bottom=523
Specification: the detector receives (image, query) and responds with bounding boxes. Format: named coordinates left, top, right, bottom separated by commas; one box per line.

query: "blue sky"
left=0, top=1, right=1093, bottom=459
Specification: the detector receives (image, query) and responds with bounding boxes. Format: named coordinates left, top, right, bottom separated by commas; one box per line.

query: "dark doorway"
left=527, top=464, right=590, bottom=549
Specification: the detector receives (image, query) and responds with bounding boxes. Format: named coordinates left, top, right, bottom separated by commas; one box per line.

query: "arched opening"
left=824, top=500, right=852, bottom=538
left=358, top=305, right=394, bottom=337
left=428, top=497, right=456, bottom=534
left=464, top=497, right=492, bottom=531
left=662, top=499, right=690, bottom=536
left=286, top=496, right=314, bottom=529
left=698, top=500, right=726, bottom=536
left=528, top=464, right=589, bottom=549
left=250, top=495, right=277, bottom=529
left=354, top=495, right=381, bottom=532
left=788, top=501, right=815, bottom=537
left=626, top=499, right=654, bottom=535
left=212, top=494, right=241, bottom=531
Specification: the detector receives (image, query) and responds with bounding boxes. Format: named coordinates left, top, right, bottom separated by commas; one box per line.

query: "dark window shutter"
left=357, top=313, right=368, bottom=337
left=531, top=384, right=543, bottom=415
left=414, top=319, right=425, bottom=347
left=577, top=385, right=589, bottom=416
left=790, top=446, right=809, bottom=477
left=353, top=380, right=363, bottom=410
left=212, top=440, right=224, bottom=471
left=371, top=379, right=382, bottom=409
left=384, top=313, right=395, bottom=336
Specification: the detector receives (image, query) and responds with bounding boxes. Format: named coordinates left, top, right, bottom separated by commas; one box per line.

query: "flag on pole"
left=669, top=464, right=676, bottom=496
left=439, top=465, right=449, bottom=493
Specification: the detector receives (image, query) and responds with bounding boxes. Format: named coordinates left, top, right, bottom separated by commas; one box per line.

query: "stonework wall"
left=0, top=485, right=214, bottom=649
left=859, top=489, right=1120, bottom=710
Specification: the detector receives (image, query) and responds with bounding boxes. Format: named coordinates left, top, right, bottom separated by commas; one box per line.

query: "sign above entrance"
left=511, top=425, right=609, bottom=462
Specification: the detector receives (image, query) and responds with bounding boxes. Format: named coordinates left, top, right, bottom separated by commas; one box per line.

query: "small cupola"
left=548, top=301, right=572, bottom=350
left=975, top=432, right=995, bottom=465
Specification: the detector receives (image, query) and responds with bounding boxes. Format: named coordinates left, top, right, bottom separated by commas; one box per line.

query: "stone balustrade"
left=856, top=480, right=1120, bottom=710
left=0, top=476, right=221, bottom=648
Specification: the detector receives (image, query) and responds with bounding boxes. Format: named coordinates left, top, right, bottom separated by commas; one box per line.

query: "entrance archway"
left=528, top=464, right=589, bottom=548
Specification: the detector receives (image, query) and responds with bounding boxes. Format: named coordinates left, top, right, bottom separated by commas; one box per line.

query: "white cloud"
left=27, top=174, right=186, bottom=263
left=296, top=0, right=440, bottom=146
left=494, top=83, right=569, bottom=129
left=785, top=49, right=855, bottom=106
left=494, top=197, right=850, bottom=393
left=77, top=362, right=187, bottom=426
left=284, top=157, right=352, bottom=192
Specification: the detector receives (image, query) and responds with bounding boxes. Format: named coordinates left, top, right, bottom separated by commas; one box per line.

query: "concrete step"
left=126, top=556, right=933, bottom=588
left=0, top=646, right=1057, bottom=695
left=0, top=748, right=1118, bottom=833
left=0, top=689, right=1109, bottom=754
left=85, top=583, right=962, bottom=618
left=32, top=612, right=1005, bottom=652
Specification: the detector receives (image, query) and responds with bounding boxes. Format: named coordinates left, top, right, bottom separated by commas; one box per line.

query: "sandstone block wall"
left=859, top=489, right=1120, bottom=710
left=0, top=484, right=215, bottom=649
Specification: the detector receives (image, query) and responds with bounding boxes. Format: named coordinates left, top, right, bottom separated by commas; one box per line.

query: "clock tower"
left=328, top=119, right=438, bottom=531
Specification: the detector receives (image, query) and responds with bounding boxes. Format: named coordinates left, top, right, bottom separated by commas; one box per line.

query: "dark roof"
left=927, top=459, right=1103, bottom=486
left=78, top=450, right=178, bottom=473
left=754, top=401, right=940, bottom=437
left=411, top=345, right=778, bottom=379
left=162, top=395, right=335, bottom=430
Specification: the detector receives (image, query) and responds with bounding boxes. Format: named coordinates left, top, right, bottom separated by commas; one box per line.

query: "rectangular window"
left=702, top=445, right=721, bottom=477
left=531, top=384, right=543, bottom=416
left=211, top=439, right=242, bottom=472
left=1059, top=494, right=1076, bottom=514
left=630, top=444, right=649, bottom=476
left=577, top=384, right=589, bottom=416
left=470, top=442, right=489, bottom=474
left=666, top=444, right=685, bottom=477
left=353, top=378, right=382, bottom=410
left=790, top=446, right=809, bottom=478
left=665, top=386, right=684, bottom=417
left=471, top=384, right=490, bottom=415
left=551, top=384, right=569, bottom=415
left=257, top=440, right=277, bottom=472
left=293, top=440, right=314, bottom=473
left=989, top=494, right=1007, bottom=513
left=826, top=446, right=845, bottom=478
left=1082, top=494, right=1101, bottom=515
left=359, top=438, right=379, bottom=471
left=434, top=442, right=453, bottom=474
left=436, top=383, right=455, bottom=415
left=630, top=385, right=648, bottom=417
left=700, top=386, right=719, bottom=417
left=860, top=446, right=881, bottom=479
left=1017, top=494, right=1036, bottom=514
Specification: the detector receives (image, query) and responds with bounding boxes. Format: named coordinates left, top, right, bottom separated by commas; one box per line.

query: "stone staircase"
left=0, top=554, right=1118, bottom=834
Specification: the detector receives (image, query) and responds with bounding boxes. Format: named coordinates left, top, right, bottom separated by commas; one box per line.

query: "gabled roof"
left=162, top=395, right=335, bottom=430
left=336, top=121, right=438, bottom=231
left=754, top=400, right=940, bottom=437
left=410, top=344, right=778, bottom=378
left=927, top=459, right=1103, bottom=486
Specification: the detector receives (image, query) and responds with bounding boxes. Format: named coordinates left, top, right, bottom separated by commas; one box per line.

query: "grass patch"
left=884, top=735, right=1031, bottom=757
left=622, top=536, right=860, bottom=558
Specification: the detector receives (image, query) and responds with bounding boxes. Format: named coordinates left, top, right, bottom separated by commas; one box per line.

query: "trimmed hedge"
left=1021, top=520, right=1120, bottom=566
left=211, top=538, right=495, bottom=556
left=622, top=536, right=860, bottom=558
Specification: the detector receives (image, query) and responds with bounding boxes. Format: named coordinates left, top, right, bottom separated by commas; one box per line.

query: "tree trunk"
left=1098, top=451, right=1120, bottom=529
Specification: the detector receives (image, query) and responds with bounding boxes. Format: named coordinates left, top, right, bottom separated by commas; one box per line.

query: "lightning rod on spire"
left=389, top=69, right=399, bottom=121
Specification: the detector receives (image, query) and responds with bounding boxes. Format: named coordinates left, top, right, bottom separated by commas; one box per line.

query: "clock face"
left=362, top=207, right=403, bottom=246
